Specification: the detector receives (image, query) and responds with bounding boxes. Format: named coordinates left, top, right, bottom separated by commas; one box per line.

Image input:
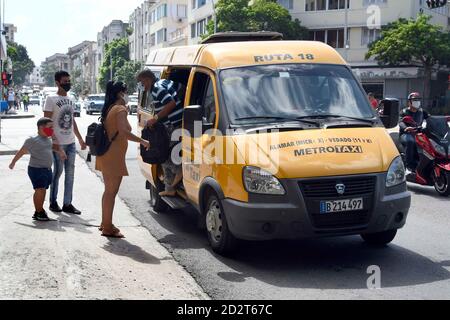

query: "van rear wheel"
left=361, top=229, right=397, bottom=246
left=205, top=194, right=238, bottom=256
left=149, top=180, right=169, bottom=213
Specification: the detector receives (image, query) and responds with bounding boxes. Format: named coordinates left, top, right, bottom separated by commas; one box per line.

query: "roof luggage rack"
left=201, top=31, right=284, bottom=44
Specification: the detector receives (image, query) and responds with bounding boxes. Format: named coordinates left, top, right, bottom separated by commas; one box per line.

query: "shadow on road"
left=102, top=238, right=162, bottom=265
left=144, top=205, right=450, bottom=290
left=14, top=214, right=96, bottom=234
left=407, top=184, right=450, bottom=201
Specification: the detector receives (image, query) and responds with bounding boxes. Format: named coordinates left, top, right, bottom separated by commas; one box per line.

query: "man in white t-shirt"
left=44, top=71, right=87, bottom=215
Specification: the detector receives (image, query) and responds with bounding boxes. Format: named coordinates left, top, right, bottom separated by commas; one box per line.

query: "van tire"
left=361, top=229, right=397, bottom=246
left=205, top=194, right=238, bottom=256
left=150, top=180, right=169, bottom=213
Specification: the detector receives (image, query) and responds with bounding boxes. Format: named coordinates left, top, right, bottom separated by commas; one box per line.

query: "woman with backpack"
left=95, top=81, right=150, bottom=238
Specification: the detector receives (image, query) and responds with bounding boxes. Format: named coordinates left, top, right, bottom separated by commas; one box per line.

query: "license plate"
left=320, top=198, right=363, bottom=214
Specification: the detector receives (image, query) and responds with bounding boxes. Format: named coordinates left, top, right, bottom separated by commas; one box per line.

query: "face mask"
left=412, top=101, right=421, bottom=109
left=43, top=128, right=54, bottom=137
left=123, top=94, right=130, bottom=105
left=61, top=83, right=72, bottom=92
left=137, top=82, right=145, bottom=91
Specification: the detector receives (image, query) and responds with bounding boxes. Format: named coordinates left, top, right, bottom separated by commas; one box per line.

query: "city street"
left=1, top=105, right=449, bottom=300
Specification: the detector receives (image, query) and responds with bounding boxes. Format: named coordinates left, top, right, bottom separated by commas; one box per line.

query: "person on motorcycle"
left=399, top=92, right=429, bottom=172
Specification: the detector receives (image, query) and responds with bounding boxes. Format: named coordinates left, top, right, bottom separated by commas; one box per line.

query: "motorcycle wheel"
left=433, top=170, right=450, bottom=197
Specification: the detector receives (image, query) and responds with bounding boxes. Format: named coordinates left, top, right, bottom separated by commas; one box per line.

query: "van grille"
left=300, top=177, right=377, bottom=198
left=299, top=176, right=377, bottom=229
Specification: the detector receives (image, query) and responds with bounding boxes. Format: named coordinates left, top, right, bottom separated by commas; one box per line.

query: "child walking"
left=9, top=118, right=61, bottom=221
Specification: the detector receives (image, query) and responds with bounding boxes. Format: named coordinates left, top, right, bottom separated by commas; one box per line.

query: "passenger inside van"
left=137, top=70, right=186, bottom=197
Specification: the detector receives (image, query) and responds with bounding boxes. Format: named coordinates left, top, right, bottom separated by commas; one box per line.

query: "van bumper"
left=222, top=174, right=411, bottom=241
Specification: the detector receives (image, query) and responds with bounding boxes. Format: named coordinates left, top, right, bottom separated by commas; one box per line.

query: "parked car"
left=86, top=94, right=105, bottom=115
left=74, top=101, right=81, bottom=117
left=29, top=95, right=41, bottom=105
left=128, top=94, right=139, bottom=115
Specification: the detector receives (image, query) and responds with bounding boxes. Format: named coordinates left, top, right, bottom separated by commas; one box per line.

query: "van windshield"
left=219, top=64, right=375, bottom=125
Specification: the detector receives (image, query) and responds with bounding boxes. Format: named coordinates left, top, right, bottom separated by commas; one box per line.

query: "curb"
left=0, top=115, right=36, bottom=120
left=0, top=150, right=17, bottom=156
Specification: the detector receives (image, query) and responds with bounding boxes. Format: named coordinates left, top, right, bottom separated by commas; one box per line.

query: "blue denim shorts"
left=28, top=167, right=53, bottom=190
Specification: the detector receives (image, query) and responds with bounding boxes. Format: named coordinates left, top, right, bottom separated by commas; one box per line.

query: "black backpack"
left=86, top=120, right=118, bottom=157
left=140, top=122, right=170, bottom=164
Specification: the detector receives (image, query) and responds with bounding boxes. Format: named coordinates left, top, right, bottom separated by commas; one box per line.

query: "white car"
left=128, top=95, right=139, bottom=114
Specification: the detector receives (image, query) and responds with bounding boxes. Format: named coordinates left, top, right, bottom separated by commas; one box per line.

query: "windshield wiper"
left=234, top=116, right=320, bottom=126
left=297, top=115, right=377, bottom=125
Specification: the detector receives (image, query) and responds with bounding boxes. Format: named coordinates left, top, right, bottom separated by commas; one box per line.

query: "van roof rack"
left=201, top=31, right=284, bottom=44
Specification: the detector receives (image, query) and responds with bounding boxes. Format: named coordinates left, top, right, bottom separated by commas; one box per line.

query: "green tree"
left=98, top=38, right=130, bottom=92
left=205, top=0, right=308, bottom=40
left=114, top=61, right=142, bottom=94
left=71, top=67, right=90, bottom=96
left=6, top=42, right=35, bottom=87
left=40, top=62, right=59, bottom=86
left=366, top=14, right=450, bottom=101
left=249, top=0, right=309, bottom=40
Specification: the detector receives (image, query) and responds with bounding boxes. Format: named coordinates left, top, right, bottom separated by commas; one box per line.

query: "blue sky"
left=4, top=0, right=142, bottom=65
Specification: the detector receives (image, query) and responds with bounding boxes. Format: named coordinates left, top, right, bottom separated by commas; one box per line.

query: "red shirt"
left=370, top=99, right=378, bottom=109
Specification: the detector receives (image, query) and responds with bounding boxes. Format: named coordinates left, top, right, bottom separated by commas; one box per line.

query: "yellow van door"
left=183, top=68, right=220, bottom=205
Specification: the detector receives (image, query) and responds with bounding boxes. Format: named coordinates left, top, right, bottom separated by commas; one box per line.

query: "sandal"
left=99, top=224, right=121, bottom=233
left=101, top=230, right=125, bottom=239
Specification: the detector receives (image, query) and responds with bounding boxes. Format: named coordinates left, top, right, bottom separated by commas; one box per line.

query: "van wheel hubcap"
left=207, top=200, right=223, bottom=242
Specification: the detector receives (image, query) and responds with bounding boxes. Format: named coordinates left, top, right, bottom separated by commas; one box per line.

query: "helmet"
left=408, top=92, right=421, bottom=100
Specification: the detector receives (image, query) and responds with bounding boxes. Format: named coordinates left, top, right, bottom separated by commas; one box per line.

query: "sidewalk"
left=0, top=116, right=208, bottom=300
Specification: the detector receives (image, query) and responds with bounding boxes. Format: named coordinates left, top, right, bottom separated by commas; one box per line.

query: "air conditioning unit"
left=178, top=18, right=183, bottom=23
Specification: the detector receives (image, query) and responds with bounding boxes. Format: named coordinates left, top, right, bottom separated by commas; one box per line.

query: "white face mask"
left=137, top=82, right=145, bottom=92
left=412, top=101, right=421, bottom=109
left=123, top=94, right=129, bottom=105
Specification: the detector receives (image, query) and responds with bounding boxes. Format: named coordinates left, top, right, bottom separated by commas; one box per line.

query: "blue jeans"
left=50, top=143, right=76, bottom=206
left=400, top=134, right=418, bottom=171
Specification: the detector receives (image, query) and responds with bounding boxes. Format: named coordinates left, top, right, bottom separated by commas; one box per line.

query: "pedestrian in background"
left=7, top=90, right=15, bottom=113
left=44, top=71, right=87, bottom=215
left=9, top=118, right=60, bottom=221
left=95, top=81, right=150, bottom=238
left=368, top=92, right=379, bottom=110
left=23, top=93, right=30, bottom=112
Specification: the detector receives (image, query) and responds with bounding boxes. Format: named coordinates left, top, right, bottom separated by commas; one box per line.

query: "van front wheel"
left=361, top=229, right=397, bottom=246
left=206, top=195, right=238, bottom=256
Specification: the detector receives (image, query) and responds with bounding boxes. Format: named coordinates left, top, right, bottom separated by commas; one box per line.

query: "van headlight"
left=243, top=166, right=286, bottom=195
left=386, top=157, right=406, bottom=187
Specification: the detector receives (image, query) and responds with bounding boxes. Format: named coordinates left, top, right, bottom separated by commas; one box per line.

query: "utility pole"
left=344, top=0, right=349, bottom=61
left=211, top=0, right=217, bottom=34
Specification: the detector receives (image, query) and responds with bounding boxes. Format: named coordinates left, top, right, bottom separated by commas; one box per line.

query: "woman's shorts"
left=28, top=167, right=53, bottom=190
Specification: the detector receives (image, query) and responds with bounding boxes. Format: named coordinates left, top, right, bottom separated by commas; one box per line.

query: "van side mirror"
left=380, top=98, right=400, bottom=129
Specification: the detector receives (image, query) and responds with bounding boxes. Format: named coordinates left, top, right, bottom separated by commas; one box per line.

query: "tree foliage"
left=205, top=0, right=309, bottom=40
left=366, top=14, right=450, bottom=100
left=114, top=61, right=142, bottom=94
left=98, top=38, right=130, bottom=92
left=40, top=62, right=60, bottom=86
left=6, top=42, right=35, bottom=87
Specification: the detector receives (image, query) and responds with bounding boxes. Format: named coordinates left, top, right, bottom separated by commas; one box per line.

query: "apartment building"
left=3, top=23, right=17, bottom=43
left=129, top=0, right=189, bottom=64
left=68, top=41, right=98, bottom=94
left=97, top=20, right=129, bottom=69
left=188, top=0, right=214, bottom=44
left=27, top=66, right=45, bottom=87
left=44, top=53, right=70, bottom=71
left=283, top=0, right=450, bottom=103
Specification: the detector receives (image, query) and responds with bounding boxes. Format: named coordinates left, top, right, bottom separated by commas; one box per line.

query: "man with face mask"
left=43, top=71, right=87, bottom=215
left=399, top=92, right=429, bottom=172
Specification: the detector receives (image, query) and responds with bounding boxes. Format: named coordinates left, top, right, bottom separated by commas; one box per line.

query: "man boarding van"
left=137, top=33, right=410, bottom=256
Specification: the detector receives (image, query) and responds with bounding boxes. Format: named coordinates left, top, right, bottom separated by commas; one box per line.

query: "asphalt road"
left=38, top=106, right=450, bottom=299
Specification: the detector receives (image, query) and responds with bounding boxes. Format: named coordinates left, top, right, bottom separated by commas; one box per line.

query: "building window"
left=306, top=0, right=349, bottom=11
left=157, top=28, right=167, bottom=44
left=151, top=10, right=156, bottom=24
left=198, top=0, right=206, bottom=8
left=361, top=27, right=381, bottom=45
left=192, top=0, right=196, bottom=9
left=277, top=0, right=294, bottom=10
left=363, top=0, right=387, bottom=5
left=157, top=4, right=167, bottom=20
left=309, top=29, right=346, bottom=48
left=150, top=33, right=156, bottom=46
left=191, top=23, right=196, bottom=38
left=197, top=19, right=207, bottom=38
left=177, top=5, right=187, bottom=18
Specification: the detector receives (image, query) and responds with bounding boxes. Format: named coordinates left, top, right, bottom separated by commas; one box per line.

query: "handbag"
left=140, top=122, right=170, bottom=164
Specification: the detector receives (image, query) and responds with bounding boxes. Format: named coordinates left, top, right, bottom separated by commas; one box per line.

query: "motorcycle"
left=397, top=115, right=450, bottom=196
